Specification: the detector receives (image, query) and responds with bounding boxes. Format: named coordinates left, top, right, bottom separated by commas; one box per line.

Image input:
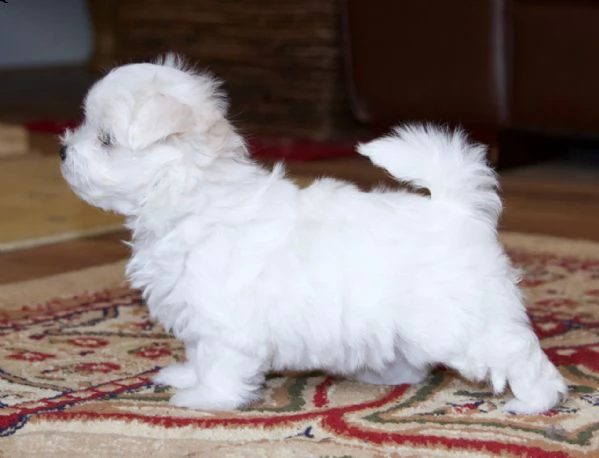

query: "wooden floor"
left=1, top=66, right=598, bottom=284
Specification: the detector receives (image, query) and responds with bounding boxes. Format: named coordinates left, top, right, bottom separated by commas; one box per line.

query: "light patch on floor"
left=0, top=155, right=122, bottom=252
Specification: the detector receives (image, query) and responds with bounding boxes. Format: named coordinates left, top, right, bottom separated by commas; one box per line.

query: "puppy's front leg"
left=169, top=340, right=265, bottom=411
left=153, top=341, right=198, bottom=389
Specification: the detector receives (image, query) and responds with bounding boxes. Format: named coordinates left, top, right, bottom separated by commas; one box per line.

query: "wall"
left=0, top=0, right=93, bottom=69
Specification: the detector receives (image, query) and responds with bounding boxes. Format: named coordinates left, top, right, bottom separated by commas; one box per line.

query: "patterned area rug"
left=1, top=233, right=598, bottom=457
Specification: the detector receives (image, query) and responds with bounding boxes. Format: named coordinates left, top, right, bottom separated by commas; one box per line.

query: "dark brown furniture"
left=344, top=0, right=599, bottom=164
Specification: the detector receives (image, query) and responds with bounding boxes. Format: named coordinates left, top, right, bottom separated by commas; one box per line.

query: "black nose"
left=59, top=146, right=67, bottom=161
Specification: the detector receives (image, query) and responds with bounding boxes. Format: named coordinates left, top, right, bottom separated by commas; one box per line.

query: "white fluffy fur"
left=61, top=56, right=568, bottom=414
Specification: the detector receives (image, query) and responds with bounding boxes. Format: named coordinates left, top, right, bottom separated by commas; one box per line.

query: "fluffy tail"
left=358, top=124, right=501, bottom=225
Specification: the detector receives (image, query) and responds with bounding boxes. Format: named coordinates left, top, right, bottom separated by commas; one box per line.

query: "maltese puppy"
left=61, top=55, right=567, bottom=414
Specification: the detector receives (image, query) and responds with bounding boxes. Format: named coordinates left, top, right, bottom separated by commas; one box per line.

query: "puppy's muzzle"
left=59, top=146, right=67, bottom=161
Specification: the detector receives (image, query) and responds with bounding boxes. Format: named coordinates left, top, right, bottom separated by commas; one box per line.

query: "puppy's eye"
left=99, top=132, right=113, bottom=147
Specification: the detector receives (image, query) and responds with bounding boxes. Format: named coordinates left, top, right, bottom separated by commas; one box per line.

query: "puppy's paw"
left=504, top=364, right=569, bottom=415
left=153, top=363, right=198, bottom=390
left=503, top=398, right=551, bottom=415
left=503, top=382, right=568, bottom=415
left=169, top=387, right=252, bottom=411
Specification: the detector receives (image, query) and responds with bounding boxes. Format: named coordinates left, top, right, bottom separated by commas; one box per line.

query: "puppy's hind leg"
left=354, top=352, right=429, bottom=386
left=502, top=332, right=568, bottom=414
left=475, top=322, right=568, bottom=414
left=169, top=340, right=266, bottom=411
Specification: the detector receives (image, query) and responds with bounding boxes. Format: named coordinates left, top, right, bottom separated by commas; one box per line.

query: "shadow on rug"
left=1, top=233, right=598, bottom=457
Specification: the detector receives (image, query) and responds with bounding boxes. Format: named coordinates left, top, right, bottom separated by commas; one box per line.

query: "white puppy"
left=61, top=55, right=567, bottom=414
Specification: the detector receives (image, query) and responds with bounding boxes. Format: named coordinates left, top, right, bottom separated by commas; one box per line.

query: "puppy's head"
left=61, top=54, right=243, bottom=216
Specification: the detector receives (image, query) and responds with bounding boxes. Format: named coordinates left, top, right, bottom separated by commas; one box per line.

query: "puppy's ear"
left=128, top=93, right=193, bottom=150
